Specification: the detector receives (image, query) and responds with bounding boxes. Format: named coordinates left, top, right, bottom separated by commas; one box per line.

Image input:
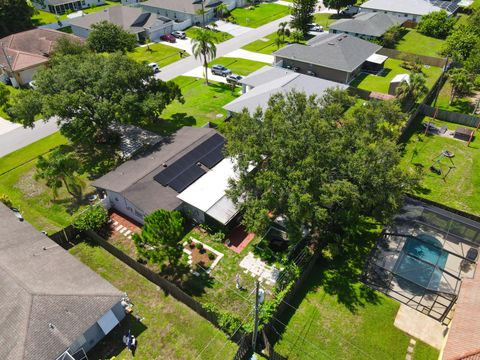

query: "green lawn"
left=70, top=240, right=237, bottom=360
left=401, top=117, right=480, bottom=216
left=273, top=224, right=439, bottom=360
left=31, top=1, right=117, bottom=25
left=186, top=27, right=233, bottom=43
left=313, top=13, right=346, bottom=30
left=395, top=29, right=445, bottom=58
left=209, top=57, right=269, bottom=76
left=350, top=58, right=442, bottom=94
left=434, top=78, right=475, bottom=114
left=242, top=32, right=306, bottom=55
left=141, top=76, right=240, bottom=135
left=127, top=43, right=188, bottom=68
left=231, top=4, right=290, bottom=28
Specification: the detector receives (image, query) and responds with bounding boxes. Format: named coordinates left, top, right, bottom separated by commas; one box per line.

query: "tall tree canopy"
left=0, top=0, right=33, bottom=37
left=442, top=25, right=479, bottom=62
left=323, top=0, right=355, bottom=14
left=290, top=0, right=317, bottom=38
left=87, top=21, right=137, bottom=53
left=223, top=90, right=419, bottom=244
left=417, top=11, right=455, bottom=39
left=8, top=50, right=183, bottom=147
left=132, top=209, right=184, bottom=267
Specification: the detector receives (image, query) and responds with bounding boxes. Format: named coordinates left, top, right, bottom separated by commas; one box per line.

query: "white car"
left=309, top=24, right=323, bottom=32
left=148, top=62, right=160, bottom=73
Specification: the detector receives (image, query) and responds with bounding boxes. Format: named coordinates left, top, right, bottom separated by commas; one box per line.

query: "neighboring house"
left=273, top=34, right=385, bottom=84
left=70, top=5, right=174, bottom=41
left=329, top=12, right=404, bottom=40
left=93, top=127, right=241, bottom=228
left=0, top=29, right=81, bottom=87
left=140, top=0, right=239, bottom=28
left=223, top=65, right=348, bottom=115
left=359, top=0, right=459, bottom=22
left=0, top=203, right=125, bottom=360
left=31, top=0, right=106, bottom=15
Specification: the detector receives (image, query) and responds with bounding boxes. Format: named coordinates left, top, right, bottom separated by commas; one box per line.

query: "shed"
left=388, top=73, right=410, bottom=95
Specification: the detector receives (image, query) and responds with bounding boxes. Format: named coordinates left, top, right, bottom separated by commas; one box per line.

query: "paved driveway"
left=0, top=118, right=21, bottom=136
left=182, top=67, right=228, bottom=84
left=214, top=20, right=252, bottom=37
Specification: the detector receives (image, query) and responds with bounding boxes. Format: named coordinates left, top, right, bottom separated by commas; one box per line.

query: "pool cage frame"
left=361, top=198, right=480, bottom=325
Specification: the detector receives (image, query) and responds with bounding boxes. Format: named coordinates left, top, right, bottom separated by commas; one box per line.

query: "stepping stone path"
left=406, top=338, right=416, bottom=360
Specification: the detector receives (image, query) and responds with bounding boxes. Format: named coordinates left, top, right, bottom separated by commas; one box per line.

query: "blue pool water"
left=395, top=234, right=449, bottom=291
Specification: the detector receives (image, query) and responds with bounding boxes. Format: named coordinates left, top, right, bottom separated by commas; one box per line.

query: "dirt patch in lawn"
left=15, top=168, right=47, bottom=198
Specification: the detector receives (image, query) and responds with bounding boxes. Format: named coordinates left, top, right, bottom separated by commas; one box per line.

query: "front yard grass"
left=313, top=13, right=346, bottom=29
left=127, top=43, right=188, bottom=68
left=350, top=58, right=442, bottom=94
left=231, top=4, right=290, bottom=28
left=70, top=239, right=237, bottom=360
left=209, top=57, right=270, bottom=76
left=395, top=29, right=445, bottom=58
left=186, top=27, right=233, bottom=43
left=401, top=116, right=480, bottom=215
left=434, top=78, right=476, bottom=114
left=141, top=76, right=240, bottom=135
left=273, top=224, right=439, bottom=360
left=242, top=32, right=304, bottom=55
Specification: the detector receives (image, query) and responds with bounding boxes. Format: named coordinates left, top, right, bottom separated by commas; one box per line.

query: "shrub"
left=73, top=205, right=108, bottom=231
left=212, top=231, right=225, bottom=243
left=195, top=242, right=204, bottom=250
left=208, top=252, right=215, bottom=260
left=189, top=241, right=196, bottom=249
left=0, top=194, right=13, bottom=208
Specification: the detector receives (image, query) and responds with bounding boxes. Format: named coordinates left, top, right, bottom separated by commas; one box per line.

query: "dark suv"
left=211, top=64, right=232, bottom=76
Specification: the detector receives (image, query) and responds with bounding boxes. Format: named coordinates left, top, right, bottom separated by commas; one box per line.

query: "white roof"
left=391, top=73, right=410, bottom=84
left=366, top=53, right=388, bottom=64
left=360, top=0, right=446, bottom=15
left=177, top=158, right=239, bottom=221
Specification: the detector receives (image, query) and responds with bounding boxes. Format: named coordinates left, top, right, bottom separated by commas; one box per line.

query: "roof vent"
left=48, top=323, right=56, bottom=330
left=162, top=163, right=167, bottom=168
left=328, top=42, right=335, bottom=45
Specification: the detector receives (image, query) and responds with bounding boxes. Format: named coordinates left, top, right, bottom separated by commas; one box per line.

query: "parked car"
left=172, top=31, right=186, bottom=39
left=11, top=208, right=24, bottom=221
left=148, top=62, right=160, bottom=73
left=160, top=34, right=176, bottom=43
left=226, top=74, right=243, bottom=85
left=309, top=23, right=323, bottom=32
left=211, top=64, right=232, bottom=76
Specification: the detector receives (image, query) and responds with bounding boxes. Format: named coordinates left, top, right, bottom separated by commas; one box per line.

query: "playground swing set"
left=430, top=149, right=455, bottom=181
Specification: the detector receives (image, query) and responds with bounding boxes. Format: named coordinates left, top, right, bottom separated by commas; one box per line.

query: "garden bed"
left=183, top=237, right=224, bottom=274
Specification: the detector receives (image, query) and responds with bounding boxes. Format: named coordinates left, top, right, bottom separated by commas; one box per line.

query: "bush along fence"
left=420, top=104, right=480, bottom=128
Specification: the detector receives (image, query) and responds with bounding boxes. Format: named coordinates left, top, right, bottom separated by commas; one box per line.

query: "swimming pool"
left=394, top=233, right=449, bottom=291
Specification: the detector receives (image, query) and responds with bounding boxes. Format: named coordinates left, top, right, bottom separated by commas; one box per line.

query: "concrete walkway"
left=0, top=118, right=60, bottom=158
left=274, top=0, right=294, bottom=7
left=156, top=14, right=292, bottom=82
left=223, top=49, right=273, bottom=64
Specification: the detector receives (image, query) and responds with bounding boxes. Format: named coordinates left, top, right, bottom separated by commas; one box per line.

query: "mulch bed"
left=185, top=241, right=216, bottom=269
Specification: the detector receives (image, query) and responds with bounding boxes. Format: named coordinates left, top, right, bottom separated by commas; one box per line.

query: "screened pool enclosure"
left=362, top=198, right=480, bottom=324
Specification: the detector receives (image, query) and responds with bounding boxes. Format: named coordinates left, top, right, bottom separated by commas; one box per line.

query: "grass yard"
left=128, top=43, right=188, bottom=68
left=350, top=58, right=442, bottom=94
left=70, top=240, right=237, bottom=360
left=209, top=57, right=269, bottom=76
left=401, top=117, right=480, bottom=216
left=186, top=27, right=233, bottom=43
left=313, top=13, right=346, bottom=29
left=31, top=1, right=117, bottom=25
left=395, top=29, right=445, bottom=58
left=273, top=223, right=439, bottom=360
left=0, top=132, right=94, bottom=232
left=142, top=76, right=240, bottom=134
left=434, top=78, right=476, bottom=114
left=242, top=32, right=305, bottom=55
left=231, top=4, right=290, bottom=28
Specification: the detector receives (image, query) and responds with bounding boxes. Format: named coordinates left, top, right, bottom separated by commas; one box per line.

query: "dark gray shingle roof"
left=0, top=203, right=122, bottom=360
left=329, top=12, right=404, bottom=37
left=274, top=33, right=382, bottom=73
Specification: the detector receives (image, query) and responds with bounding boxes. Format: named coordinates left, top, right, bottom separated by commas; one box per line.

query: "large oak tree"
left=0, top=0, right=33, bottom=37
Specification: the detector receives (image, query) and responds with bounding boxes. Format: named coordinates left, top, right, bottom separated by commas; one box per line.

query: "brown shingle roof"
left=0, top=28, right=80, bottom=71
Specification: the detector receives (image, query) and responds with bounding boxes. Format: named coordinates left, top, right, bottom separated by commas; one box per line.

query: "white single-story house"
left=0, top=203, right=126, bottom=360
left=359, top=0, right=459, bottom=22
left=70, top=5, right=174, bottom=41
left=31, top=0, right=106, bottom=15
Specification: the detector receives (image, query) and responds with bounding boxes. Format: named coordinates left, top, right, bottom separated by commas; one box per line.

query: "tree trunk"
left=449, top=87, right=455, bottom=105
left=203, top=53, right=209, bottom=85
left=62, top=177, right=76, bottom=198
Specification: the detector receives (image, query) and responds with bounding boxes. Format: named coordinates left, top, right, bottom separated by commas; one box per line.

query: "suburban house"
left=93, top=126, right=241, bottom=228
left=0, top=203, right=126, bottom=360
left=329, top=12, right=404, bottom=40
left=273, top=34, right=385, bottom=84
left=70, top=5, right=174, bottom=41
left=31, top=0, right=106, bottom=15
left=140, top=0, right=239, bottom=28
left=358, top=0, right=458, bottom=22
left=0, top=29, right=80, bottom=87
left=223, top=66, right=348, bottom=115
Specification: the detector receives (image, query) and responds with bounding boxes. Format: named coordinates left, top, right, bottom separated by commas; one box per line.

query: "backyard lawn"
left=31, top=1, right=118, bottom=25
left=127, top=43, right=188, bottom=68
left=273, top=224, right=439, bottom=360
left=70, top=240, right=238, bottom=360
left=350, top=58, right=442, bottom=94
left=242, top=32, right=304, bottom=55
left=209, top=57, right=269, bottom=76
left=186, top=27, right=233, bottom=43
left=313, top=13, right=346, bottom=29
left=434, top=79, right=476, bottom=114
left=401, top=117, right=480, bottom=216
left=230, top=4, right=290, bottom=28
left=141, top=76, right=240, bottom=134
left=395, top=29, right=445, bottom=58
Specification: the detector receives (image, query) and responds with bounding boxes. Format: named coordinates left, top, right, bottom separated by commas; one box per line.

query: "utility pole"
left=251, top=280, right=260, bottom=358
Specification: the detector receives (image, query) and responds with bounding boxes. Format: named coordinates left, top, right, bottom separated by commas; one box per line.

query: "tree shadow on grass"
left=142, top=113, right=196, bottom=136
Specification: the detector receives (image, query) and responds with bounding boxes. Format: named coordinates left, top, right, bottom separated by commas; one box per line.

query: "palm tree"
left=448, top=68, right=473, bottom=105
left=274, top=36, right=283, bottom=49
left=215, top=3, right=228, bottom=20
left=395, top=73, right=428, bottom=106
left=35, top=148, right=84, bottom=200
left=191, top=29, right=217, bottom=85
left=277, top=22, right=290, bottom=43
